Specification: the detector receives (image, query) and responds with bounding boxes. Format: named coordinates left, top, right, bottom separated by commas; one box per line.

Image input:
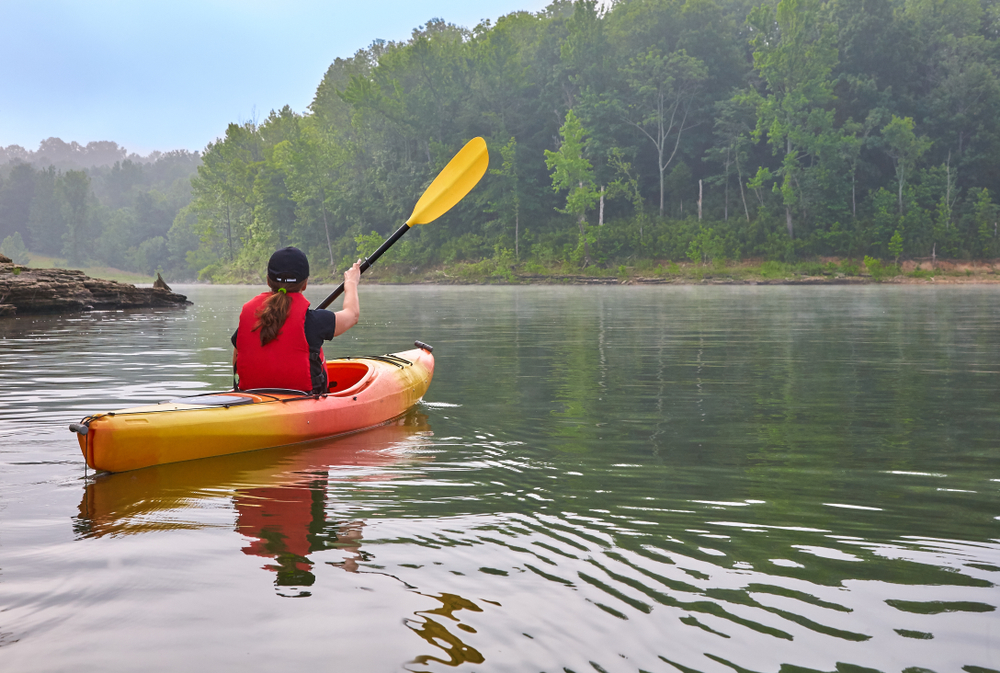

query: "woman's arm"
left=333, top=260, right=361, bottom=337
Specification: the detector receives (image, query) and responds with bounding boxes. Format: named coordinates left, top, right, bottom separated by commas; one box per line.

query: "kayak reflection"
left=76, top=410, right=432, bottom=594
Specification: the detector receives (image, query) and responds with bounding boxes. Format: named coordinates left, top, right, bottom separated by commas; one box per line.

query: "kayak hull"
left=75, top=347, right=434, bottom=473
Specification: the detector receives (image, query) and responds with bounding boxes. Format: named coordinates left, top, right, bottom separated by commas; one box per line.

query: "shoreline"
left=297, top=258, right=1000, bottom=287
left=172, top=273, right=1000, bottom=288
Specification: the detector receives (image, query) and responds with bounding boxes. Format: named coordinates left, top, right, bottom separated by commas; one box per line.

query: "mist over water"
left=1, top=285, right=998, bottom=672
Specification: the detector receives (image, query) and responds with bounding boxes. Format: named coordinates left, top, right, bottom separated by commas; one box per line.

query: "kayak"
left=71, top=343, right=434, bottom=473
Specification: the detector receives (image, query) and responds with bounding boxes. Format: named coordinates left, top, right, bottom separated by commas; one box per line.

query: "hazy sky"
left=0, top=0, right=551, bottom=155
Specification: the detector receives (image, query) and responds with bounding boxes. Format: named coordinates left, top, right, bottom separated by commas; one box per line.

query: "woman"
left=231, top=246, right=361, bottom=394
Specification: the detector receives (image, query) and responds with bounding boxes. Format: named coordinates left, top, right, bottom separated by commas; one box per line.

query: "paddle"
left=317, top=137, right=489, bottom=310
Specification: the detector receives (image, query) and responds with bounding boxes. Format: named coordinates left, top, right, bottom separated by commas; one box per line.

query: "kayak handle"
left=415, top=341, right=433, bottom=353
left=69, top=423, right=89, bottom=435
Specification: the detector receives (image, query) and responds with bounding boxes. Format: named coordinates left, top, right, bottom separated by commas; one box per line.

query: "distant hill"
left=0, top=138, right=190, bottom=172
left=0, top=138, right=202, bottom=280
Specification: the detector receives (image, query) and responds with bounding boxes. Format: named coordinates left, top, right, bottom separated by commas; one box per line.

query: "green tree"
left=880, top=116, right=933, bottom=215
left=888, top=228, right=904, bottom=264
left=618, top=47, right=706, bottom=216
left=0, top=163, right=36, bottom=243
left=191, top=121, right=264, bottom=264
left=57, top=170, right=92, bottom=264
left=971, top=188, right=998, bottom=256
left=0, top=232, right=30, bottom=264
left=272, top=123, right=351, bottom=266
left=27, top=167, right=65, bottom=256
left=485, top=137, right=523, bottom=259
left=545, top=110, right=600, bottom=261
left=745, top=0, right=839, bottom=239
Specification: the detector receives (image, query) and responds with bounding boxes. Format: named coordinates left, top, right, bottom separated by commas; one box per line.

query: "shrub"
left=863, top=256, right=898, bottom=281
left=759, top=261, right=789, bottom=278
left=0, top=232, right=30, bottom=265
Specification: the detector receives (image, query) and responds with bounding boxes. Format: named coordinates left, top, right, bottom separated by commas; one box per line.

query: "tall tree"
left=57, top=170, right=92, bottom=264
left=0, top=163, right=36, bottom=242
left=27, top=167, right=64, bottom=256
left=880, top=115, right=933, bottom=215
left=485, top=137, right=523, bottom=258
left=618, top=48, right=707, bottom=215
left=272, top=123, right=349, bottom=266
left=744, top=0, right=839, bottom=238
left=545, top=110, right=599, bottom=260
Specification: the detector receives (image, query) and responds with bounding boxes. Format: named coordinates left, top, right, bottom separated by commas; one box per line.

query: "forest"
left=3, top=0, right=1000, bottom=280
left=0, top=139, right=200, bottom=274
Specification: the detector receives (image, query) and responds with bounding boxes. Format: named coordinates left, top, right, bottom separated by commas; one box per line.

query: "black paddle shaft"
left=316, top=222, right=411, bottom=310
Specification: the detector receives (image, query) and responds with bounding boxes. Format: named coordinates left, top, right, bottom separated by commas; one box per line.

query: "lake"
left=1, top=284, right=998, bottom=672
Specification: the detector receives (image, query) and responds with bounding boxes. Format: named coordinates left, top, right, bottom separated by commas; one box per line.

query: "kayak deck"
left=72, top=345, right=434, bottom=473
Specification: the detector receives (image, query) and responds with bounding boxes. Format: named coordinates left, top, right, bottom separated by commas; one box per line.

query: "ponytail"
left=253, top=277, right=306, bottom=345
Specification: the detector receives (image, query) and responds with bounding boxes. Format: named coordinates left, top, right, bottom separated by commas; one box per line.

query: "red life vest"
left=236, top=291, right=313, bottom=392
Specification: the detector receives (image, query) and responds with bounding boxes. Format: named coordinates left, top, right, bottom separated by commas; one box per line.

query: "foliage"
left=0, top=232, right=29, bottom=264
left=0, top=150, right=200, bottom=277
left=8, top=0, right=1000, bottom=279
left=863, top=255, right=897, bottom=281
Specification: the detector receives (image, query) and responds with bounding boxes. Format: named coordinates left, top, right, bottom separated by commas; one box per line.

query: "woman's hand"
left=344, top=260, right=361, bottom=286
left=333, top=261, right=362, bottom=337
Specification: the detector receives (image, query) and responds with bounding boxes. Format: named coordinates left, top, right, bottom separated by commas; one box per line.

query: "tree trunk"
left=724, top=154, right=729, bottom=222
left=851, top=165, right=857, bottom=219
left=599, top=186, right=605, bottom=226
left=945, top=153, right=952, bottom=229
left=226, top=198, right=233, bottom=261
left=784, top=138, right=795, bottom=238
left=515, top=209, right=519, bottom=261
left=319, top=188, right=334, bottom=266
left=736, top=158, right=750, bottom=222
left=659, top=163, right=665, bottom=216
left=698, top=180, right=703, bottom=221
left=898, top=172, right=904, bottom=216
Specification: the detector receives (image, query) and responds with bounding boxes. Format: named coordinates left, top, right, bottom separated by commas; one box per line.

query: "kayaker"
left=231, top=246, right=361, bottom=394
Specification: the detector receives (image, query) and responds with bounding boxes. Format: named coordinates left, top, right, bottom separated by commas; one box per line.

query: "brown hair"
left=253, top=277, right=307, bottom=346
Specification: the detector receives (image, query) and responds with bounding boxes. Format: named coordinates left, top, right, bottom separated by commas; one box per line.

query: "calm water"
left=1, top=284, right=998, bottom=672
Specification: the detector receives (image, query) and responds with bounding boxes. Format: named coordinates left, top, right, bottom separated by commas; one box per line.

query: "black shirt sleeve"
left=305, top=308, right=337, bottom=394
left=304, top=308, right=337, bottom=348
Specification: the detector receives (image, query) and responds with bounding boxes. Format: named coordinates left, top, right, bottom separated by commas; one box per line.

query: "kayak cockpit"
left=326, top=361, right=372, bottom=395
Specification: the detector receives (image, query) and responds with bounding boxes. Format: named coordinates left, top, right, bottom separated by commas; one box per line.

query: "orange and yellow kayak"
left=71, top=344, right=434, bottom=473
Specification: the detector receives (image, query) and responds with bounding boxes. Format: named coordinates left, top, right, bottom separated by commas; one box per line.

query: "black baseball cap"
left=267, top=247, right=309, bottom=283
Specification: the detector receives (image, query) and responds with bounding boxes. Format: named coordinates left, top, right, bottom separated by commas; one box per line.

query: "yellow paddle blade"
left=406, top=137, right=489, bottom=225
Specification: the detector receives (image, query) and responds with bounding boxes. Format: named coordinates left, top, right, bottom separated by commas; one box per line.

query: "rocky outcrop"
left=0, top=259, right=190, bottom=317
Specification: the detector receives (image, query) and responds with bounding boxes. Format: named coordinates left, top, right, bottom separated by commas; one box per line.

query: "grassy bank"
left=25, top=253, right=155, bottom=285
left=325, top=257, right=1000, bottom=286
left=21, top=249, right=1000, bottom=287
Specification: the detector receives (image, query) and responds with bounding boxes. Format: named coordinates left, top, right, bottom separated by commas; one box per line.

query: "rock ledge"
left=0, top=257, right=190, bottom=317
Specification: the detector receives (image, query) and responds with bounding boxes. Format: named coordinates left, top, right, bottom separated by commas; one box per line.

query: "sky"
left=0, top=0, right=552, bottom=156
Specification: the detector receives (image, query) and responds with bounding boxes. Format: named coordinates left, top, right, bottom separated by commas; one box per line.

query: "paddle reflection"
left=405, top=592, right=489, bottom=668
left=75, top=410, right=431, bottom=595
